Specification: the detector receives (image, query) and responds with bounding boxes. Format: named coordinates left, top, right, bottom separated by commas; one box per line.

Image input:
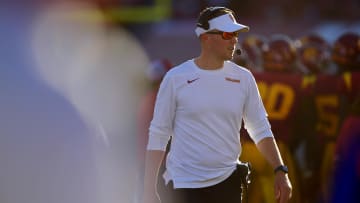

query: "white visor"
left=195, top=13, right=249, bottom=37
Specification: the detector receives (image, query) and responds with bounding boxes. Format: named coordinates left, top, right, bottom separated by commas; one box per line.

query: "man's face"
left=206, top=30, right=239, bottom=61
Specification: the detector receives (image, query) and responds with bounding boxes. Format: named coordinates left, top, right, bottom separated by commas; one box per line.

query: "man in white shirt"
left=143, top=6, right=292, bottom=203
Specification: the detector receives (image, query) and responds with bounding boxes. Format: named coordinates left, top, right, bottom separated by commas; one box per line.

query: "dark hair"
left=196, top=7, right=235, bottom=30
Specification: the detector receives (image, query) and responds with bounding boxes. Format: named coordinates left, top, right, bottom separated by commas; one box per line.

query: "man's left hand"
left=274, top=172, right=292, bottom=203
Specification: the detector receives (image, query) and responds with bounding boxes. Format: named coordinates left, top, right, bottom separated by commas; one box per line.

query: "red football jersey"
left=311, top=74, right=345, bottom=141
left=339, top=71, right=360, bottom=105
left=252, top=72, right=308, bottom=143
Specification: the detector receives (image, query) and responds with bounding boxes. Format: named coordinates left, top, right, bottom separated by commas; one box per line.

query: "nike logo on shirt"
left=187, top=78, right=200, bottom=84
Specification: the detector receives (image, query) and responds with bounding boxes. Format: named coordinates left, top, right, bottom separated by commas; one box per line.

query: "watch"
left=274, top=165, right=289, bottom=174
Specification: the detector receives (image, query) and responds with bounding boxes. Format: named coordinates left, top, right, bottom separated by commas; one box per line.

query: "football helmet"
left=332, top=32, right=360, bottom=71
left=240, top=34, right=267, bottom=72
left=299, top=34, right=328, bottom=48
left=262, top=34, right=297, bottom=72
left=297, top=34, right=331, bottom=74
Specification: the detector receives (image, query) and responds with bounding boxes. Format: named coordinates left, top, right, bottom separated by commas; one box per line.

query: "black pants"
left=159, top=168, right=244, bottom=203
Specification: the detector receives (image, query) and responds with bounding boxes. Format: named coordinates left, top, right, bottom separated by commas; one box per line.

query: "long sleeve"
left=243, top=73, right=273, bottom=144
left=147, top=74, right=176, bottom=151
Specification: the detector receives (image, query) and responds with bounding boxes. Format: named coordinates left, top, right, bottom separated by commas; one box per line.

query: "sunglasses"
left=206, top=31, right=239, bottom=40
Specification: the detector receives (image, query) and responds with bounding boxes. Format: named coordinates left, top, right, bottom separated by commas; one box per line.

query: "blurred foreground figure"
left=137, top=59, right=173, bottom=166
left=0, top=2, right=148, bottom=203
left=135, top=59, right=173, bottom=203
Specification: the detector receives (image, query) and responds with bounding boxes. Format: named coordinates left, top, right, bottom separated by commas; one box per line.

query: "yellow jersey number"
left=315, top=95, right=339, bottom=137
left=257, top=82, right=295, bottom=120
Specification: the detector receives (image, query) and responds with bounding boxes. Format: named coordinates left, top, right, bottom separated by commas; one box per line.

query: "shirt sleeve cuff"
left=246, top=119, right=274, bottom=144
left=146, top=134, right=170, bottom=151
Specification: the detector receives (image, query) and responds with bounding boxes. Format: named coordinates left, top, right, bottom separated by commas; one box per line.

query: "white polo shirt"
left=147, top=59, right=273, bottom=189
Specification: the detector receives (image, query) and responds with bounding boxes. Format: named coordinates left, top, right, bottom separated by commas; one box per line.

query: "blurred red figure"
left=327, top=32, right=360, bottom=202
left=239, top=34, right=305, bottom=203
left=298, top=32, right=360, bottom=202
left=293, top=33, right=340, bottom=203
left=335, top=32, right=360, bottom=103
left=135, top=58, right=172, bottom=203
left=324, top=34, right=360, bottom=202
